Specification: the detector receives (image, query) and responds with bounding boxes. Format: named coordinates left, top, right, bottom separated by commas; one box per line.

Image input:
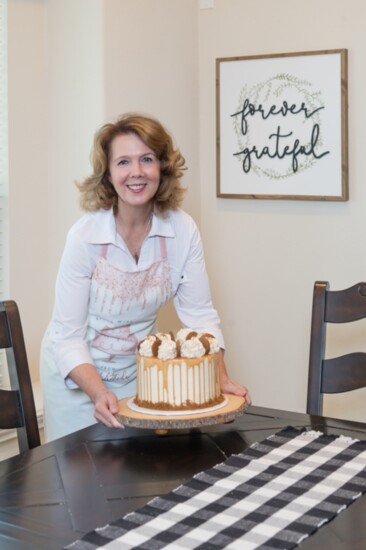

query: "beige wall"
left=46, top=0, right=104, bottom=284
left=198, top=0, right=366, bottom=421
left=101, top=0, right=199, bottom=334
left=8, top=0, right=105, bottom=376
left=7, top=0, right=366, bottom=421
left=8, top=0, right=49, bottom=376
left=7, top=0, right=199, bottom=375
left=103, top=0, right=200, bottom=219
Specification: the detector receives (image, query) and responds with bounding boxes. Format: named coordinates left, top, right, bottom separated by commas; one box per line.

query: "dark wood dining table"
left=1, top=405, right=365, bottom=550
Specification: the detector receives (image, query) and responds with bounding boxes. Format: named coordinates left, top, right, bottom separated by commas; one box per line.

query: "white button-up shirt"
left=48, top=208, right=224, bottom=381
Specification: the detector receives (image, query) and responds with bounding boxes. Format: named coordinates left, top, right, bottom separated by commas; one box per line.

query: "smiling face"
left=108, top=133, right=161, bottom=212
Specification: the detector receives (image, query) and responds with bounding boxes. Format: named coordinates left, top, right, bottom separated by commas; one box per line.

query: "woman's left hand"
left=220, top=376, right=252, bottom=405
left=218, top=349, right=252, bottom=405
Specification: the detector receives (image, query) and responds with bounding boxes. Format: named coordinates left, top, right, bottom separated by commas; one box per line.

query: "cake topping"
left=198, top=335, right=210, bottom=355
left=156, top=332, right=173, bottom=341
left=157, top=338, right=177, bottom=360
left=138, top=335, right=156, bottom=357
left=199, top=333, right=220, bottom=354
left=151, top=337, right=162, bottom=357
left=180, top=336, right=206, bottom=358
left=138, top=329, right=219, bottom=358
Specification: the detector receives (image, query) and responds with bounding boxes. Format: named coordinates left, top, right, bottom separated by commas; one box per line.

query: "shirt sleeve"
left=172, top=218, right=225, bottom=349
left=49, top=230, right=97, bottom=381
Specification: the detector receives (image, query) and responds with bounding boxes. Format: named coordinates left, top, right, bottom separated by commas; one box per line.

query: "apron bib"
left=41, top=235, right=174, bottom=442
left=87, top=236, right=174, bottom=386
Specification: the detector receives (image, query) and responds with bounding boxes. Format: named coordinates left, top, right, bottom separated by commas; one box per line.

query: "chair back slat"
left=307, top=281, right=366, bottom=415
left=322, top=352, right=366, bottom=393
left=0, top=301, right=40, bottom=453
left=0, top=389, right=23, bottom=429
left=0, top=311, right=11, bottom=348
left=325, top=283, right=366, bottom=323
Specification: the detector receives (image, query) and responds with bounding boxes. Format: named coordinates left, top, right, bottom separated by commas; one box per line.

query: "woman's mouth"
left=127, top=184, right=146, bottom=191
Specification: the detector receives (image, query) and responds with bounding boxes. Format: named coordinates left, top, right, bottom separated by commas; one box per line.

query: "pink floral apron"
left=87, top=236, right=173, bottom=386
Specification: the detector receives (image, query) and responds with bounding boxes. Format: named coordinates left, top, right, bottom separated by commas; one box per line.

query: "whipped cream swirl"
left=138, top=328, right=219, bottom=358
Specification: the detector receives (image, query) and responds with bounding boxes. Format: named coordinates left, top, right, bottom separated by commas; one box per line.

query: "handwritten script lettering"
left=231, top=98, right=329, bottom=174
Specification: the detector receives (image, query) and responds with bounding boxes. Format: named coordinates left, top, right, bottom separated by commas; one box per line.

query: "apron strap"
left=159, top=236, right=167, bottom=259
left=100, top=243, right=109, bottom=259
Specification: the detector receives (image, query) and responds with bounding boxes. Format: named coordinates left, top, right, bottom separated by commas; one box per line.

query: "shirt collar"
left=84, top=208, right=175, bottom=244
left=152, top=211, right=175, bottom=238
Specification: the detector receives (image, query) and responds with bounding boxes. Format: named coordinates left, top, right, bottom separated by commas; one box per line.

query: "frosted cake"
left=134, top=329, right=224, bottom=411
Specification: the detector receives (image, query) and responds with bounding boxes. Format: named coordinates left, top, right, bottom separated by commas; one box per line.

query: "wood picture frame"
left=216, top=49, right=348, bottom=201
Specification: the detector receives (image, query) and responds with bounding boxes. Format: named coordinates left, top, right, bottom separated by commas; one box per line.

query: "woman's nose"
left=131, top=160, right=144, bottom=177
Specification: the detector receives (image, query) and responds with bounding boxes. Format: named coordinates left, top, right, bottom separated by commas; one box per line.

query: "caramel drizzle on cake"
left=135, top=355, right=224, bottom=410
left=135, top=330, right=223, bottom=411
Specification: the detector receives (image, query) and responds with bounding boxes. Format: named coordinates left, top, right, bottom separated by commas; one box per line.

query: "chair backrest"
left=307, top=281, right=366, bottom=415
left=0, top=300, right=40, bottom=453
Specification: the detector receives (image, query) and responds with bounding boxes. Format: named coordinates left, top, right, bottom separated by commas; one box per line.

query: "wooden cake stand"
left=116, top=394, right=247, bottom=434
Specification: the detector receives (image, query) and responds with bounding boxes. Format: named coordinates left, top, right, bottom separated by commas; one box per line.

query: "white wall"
left=103, top=0, right=200, bottom=221
left=8, top=0, right=105, bottom=379
left=198, top=0, right=366, bottom=421
left=7, top=0, right=199, bottom=378
left=102, top=0, right=199, bottom=333
left=7, top=0, right=366, bottom=422
left=46, top=0, right=104, bottom=289
left=8, top=0, right=49, bottom=376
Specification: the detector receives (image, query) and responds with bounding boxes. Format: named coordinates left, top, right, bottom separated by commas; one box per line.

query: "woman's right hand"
left=69, top=363, right=125, bottom=429
left=93, top=389, right=125, bottom=429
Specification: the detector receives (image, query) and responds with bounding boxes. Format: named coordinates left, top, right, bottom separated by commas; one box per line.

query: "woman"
left=40, top=113, right=251, bottom=442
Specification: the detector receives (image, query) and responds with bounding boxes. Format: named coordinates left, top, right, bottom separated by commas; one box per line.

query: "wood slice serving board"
left=116, top=394, right=247, bottom=432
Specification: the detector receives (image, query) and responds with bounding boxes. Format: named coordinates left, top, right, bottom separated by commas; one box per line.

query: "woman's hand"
left=93, top=389, right=125, bottom=429
left=220, top=376, right=252, bottom=405
left=69, top=363, right=125, bottom=429
left=218, top=349, right=252, bottom=405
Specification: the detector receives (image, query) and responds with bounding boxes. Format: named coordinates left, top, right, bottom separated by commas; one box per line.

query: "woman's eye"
left=142, top=156, right=153, bottom=163
left=117, top=159, right=128, bottom=166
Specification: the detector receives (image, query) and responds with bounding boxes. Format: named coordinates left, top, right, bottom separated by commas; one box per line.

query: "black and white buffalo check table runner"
left=67, top=427, right=366, bottom=549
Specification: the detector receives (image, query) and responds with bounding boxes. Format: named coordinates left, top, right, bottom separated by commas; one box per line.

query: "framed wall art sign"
left=216, top=49, right=348, bottom=200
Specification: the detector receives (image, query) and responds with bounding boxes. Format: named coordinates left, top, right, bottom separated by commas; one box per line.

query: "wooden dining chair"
left=0, top=300, right=41, bottom=453
left=307, top=281, right=366, bottom=415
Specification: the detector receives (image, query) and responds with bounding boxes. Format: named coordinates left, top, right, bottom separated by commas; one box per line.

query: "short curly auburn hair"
left=76, top=113, right=187, bottom=214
